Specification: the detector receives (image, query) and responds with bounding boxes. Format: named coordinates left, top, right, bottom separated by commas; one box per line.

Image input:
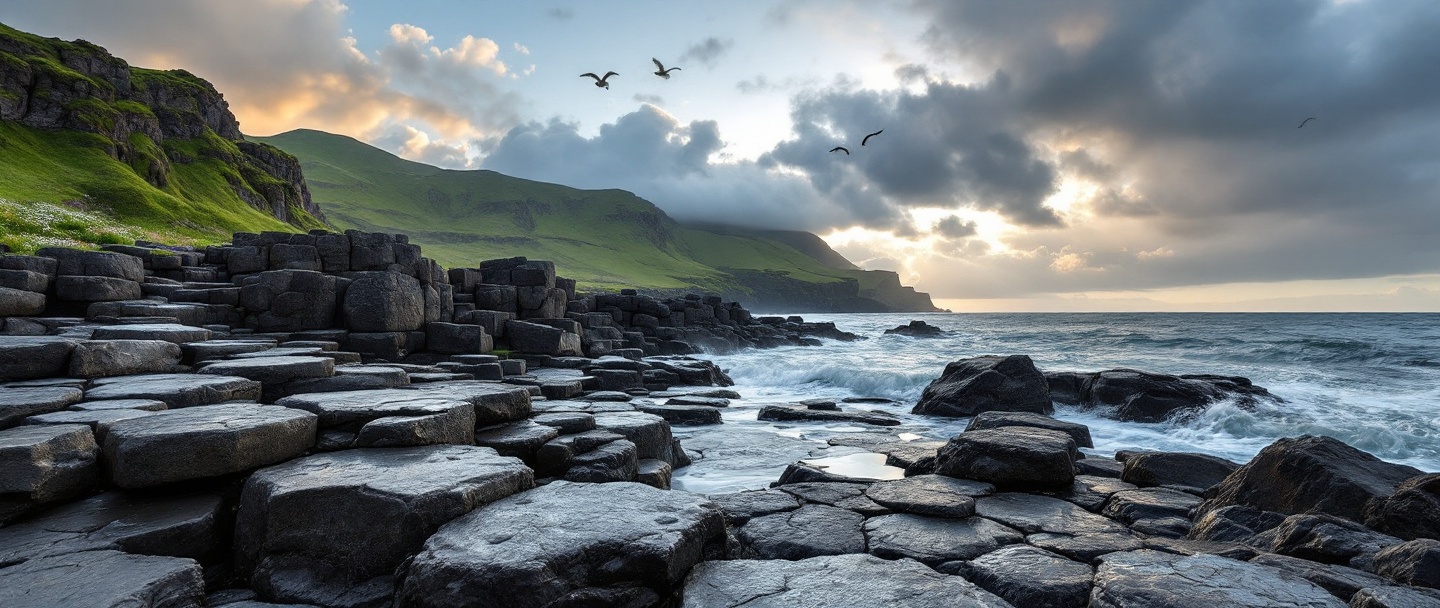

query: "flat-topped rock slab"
left=864, top=474, right=993, bottom=518
left=758, top=404, right=901, bottom=426
left=864, top=513, right=1024, bottom=565
left=935, top=426, right=1078, bottom=489
left=1, top=385, right=85, bottom=428
left=976, top=492, right=1132, bottom=536
left=965, top=411, right=1094, bottom=448
left=68, top=340, right=182, bottom=378
left=945, top=545, right=1094, bottom=608
left=85, top=373, right=262, bottom=408
left=682, top=554, right=1013, bottom=608
left=25, top=408, right=157, bottom=442
left=274, top=388, right=475, bottom=432
left=199, top=356, right=335, bottom=384
left=0, top=336, right=79, bottom=381
left=0, top=424, right=98, bottom=522
left=90, top=323, right=212, bottom=344
left=236, top=445, right=533, bottom=607
left=69, top=398, right=168, bottom=412
left=735, top=504, right=865, bottom=560
left=396, top=481, right=725, bottom=608
left=0, top=490, right=227, bottom=565
left=103, top=404, right=316, bottom=488
left=1090, top=549, right=1345, bottom=607
left=0, top=549, right=205, bottom=608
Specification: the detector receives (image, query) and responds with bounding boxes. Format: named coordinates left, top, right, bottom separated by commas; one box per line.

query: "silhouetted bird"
left=861, top=129, right=884, bottom=146
left=581, top=72, right=618, bottom=89
left=652, top=59, right=681, bottom=79
left=1298, top=117, right=1316, bottom=128
left=829, top=146, right=850, bottom=155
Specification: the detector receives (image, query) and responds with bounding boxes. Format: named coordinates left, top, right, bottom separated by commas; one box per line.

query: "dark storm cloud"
left=933, top=215, right=977, bottom=239
left=680, top=37, right=734, bottom=68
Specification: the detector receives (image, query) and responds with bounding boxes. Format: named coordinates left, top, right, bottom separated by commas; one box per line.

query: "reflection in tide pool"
left=799, top=452, right=906, bottom=481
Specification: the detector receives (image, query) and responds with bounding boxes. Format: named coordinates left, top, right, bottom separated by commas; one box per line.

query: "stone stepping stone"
left=637, top=458, right=673, bottom=489
left=539, top=380, right=584, bottom=399
left=410, top=382, right=533, bottom=425
left=1102, top=488, right=1203, bottom=537
left=354, top=406, right=476, bottom=448
left=864, top=513, right=1024, bottom=565
left=1090, top=550, right=1345, bottom=607
left=0, top=491, right=227, bottom=565
left=531, top=412, right=596, bottom=434
left=1042, top=475, right=1139, bottom=512
left=236, top=445, right=533, bottom=607
left=68, top=339, right=182, bottom=378
left=562, top=438, right=638, bottom=482
left=69, top=399, right=168, bottom=412
left=666, top=395, right=730, bottom=407
left=226, top=346, right=325, bottom=359
left=943, top=545, right=1094, bottom=608
left=652, top=388, right=742, bottom=400
left=976, top=493, right=1132, bottom=536
left=25, top=408, right=157, bottom=442
left=0, top=424, right=99, bottom=522
left=181, top=339, right=278, bottom=362
left=1, top=386, right=85, bottom=428
left=276, top=383, right=530, bottom=431
left=396, top=481, right=725, bottom=608
left=1248, top=553, right=1390, bottom=601
left=865, top=475, right=993, bottom=518
left=965, top=411, right=1094, bottom=448
left=475, top=421, right=560, bottom=463
left=85, top=373, right=262, bottom=409
left=635, top=403, right=723, bottom=425
left=758, top=405, right=901, bottom=426
left=199, top=355, right=335, bottom=384
left=779, top=482, right=889, bottom=515
left=530, top=399, right=635, bottom=414
left=683, top=553, right=1013, bottom=608
left=875, top=440, right=946, bottom=468
left=0, top=337, right=81, bottom=379
left=580, top=390, right=632, bottom=402
left=1077, top=457, right=1125, bottom=478
left=736, top=504, right=865, bottom=560
left=594, top=411, right=677, bottom=466
left=535, top=429, right=627, bottom=476
left=0, top=549, right=205, bottom=608
left=935, top=426, right=1078, bottom=489
left=1121, top=451, right=1240, bottom=491
left=708, top=489, right=802, bottom=525
left=90, top=323, right=212, bottom=344
left=409, top=372, right=476, bottom=384
left=103, top=404, right=316, bottom=488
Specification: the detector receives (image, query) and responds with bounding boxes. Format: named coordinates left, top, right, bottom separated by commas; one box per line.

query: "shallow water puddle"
left=798, top=452, right=905, bottom=481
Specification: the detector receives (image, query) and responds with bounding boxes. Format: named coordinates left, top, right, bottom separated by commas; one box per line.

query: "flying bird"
left=651, top=58, right=681, bottom=79
left=829, top=146, right=850, bottom=155
left=581, top=71, right=618, bottom=89
left=861, top=129, right=884, bottom=146
left=1298, top=117, right=1316, bottom=128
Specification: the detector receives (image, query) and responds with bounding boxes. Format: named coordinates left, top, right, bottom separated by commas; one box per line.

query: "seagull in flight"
left=829, top=146, right=850, bottom=155
left=581, top=71, right=618, bottom=89
left=652, top=59, right=681, bottom=79
left=1298, top=117, right=1316, bottom=128
left=861, top=129, right=884, bottom=146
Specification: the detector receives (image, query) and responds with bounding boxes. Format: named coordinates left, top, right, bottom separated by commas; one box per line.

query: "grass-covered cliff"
left=256, top=129, right=940, bottom=311
left=0, top=22, right=327, bottom=252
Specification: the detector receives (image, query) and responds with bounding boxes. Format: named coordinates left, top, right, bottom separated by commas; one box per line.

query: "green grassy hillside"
left=255, top=129, right=882, bottom=295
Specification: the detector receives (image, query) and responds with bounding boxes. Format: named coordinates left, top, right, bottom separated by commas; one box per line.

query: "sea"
left=669, top=312, right=1440, bottom=493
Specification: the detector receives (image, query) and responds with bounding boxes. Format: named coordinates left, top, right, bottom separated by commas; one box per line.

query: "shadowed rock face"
left=912, top=355, right=1052, bottom=418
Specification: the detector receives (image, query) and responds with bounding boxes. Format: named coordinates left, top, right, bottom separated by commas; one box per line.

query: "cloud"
left=933, top=215, right=977, bottom=239
left=512, top=42, right=530, bottom=55
left=680, top=37, right=734, bottom=68
left=546, top=7, right=573, bottom=21
left=632, top=93, right=665, bottom=105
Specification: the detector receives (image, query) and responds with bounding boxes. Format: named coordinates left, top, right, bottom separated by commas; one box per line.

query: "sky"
left=3, top=0, right=1438, bottom=311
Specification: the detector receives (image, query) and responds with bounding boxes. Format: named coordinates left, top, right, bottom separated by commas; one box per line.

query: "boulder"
left=238, top=270, right=346, bottom=332
left=1248, top=553, right=1391, bottom=602
left=1122, top=451, right=1240, bottom=491
left=911, top=354, right=1052, bottom=417
left=473, top=421, right=560, bottom=463
left=863, top=474, right=990, bottom=518
left=85, top=374, right=262, bottom=408
left=1050, top=369, right=1276, bottom=423
left=0, top=336, right=79, bottom=381
left=735, top=504, right=866, bottom=559
left=505, top=320, right=581, bottom=356
left=681, top=554, right=1012, bottom=608
left=562, top=439, right=639, bottom=482
left=964, top=411, right=1093, bottom=448
left=883, top=320, right=946, bottom=337
left=635, top=403, right=723, bottom=425
left=1190, top=504, right=1288, bottom=543
left=945, top=545, right=1093, bottom=608
left=395, top=481, right=725, bottom=608
left=38, top=247, right=144, bottom=280
left=1198, top=435, right=1423, bottom=525
left=342, top=271, right=424, bottom=332
left=0, top=549, right=205, bottom=608
left=934, top=426, right=1078, bottom=489
left=104, top=404, right=317, bottom=488
left=863, top=513, right=1024, bottom=565
left=1250, top=513, right=1404, bottom=567
left=0, top=491, right=228, bottom=565
left=235, top=446, right=533, bottom=607
left=0, top=424, right=98, bottom=522
left=68, top=340, right=182, bottom=378
left=1, top=386, right=85, bottom=429
left=1102, top=488, right=1203, bottom=537
left=757, top=404, right=901, bottom=426
left=1090, top=549, right=1345, bottom=607
left=1366, top=473, right=1440, bottom=541
left=0, top=286, right=46, bottom=316
left=425, top=322, right=491, bottom=354
left=1349, top=586, right=1440, bottom=607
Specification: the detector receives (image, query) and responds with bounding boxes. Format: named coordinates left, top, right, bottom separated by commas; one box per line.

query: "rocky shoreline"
left=1, top=235, right=1438, bottom=607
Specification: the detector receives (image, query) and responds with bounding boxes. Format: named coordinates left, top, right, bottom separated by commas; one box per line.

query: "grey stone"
left=966, top=410, right=1094, bottom=448
left=342, top=271, right=424, bottom=332
left=535, top=429, right=627, bottom=476
left=1251, top=513, right=1403, bottom=566
left=104, top=404, right=317, bottom=488
left=238, top=270, right=346, bottom=333
left=1090, top=549, right=1345, bottom=607
left=1249, top=553, right=1391, bottom=602
left=976, top=492, right=1132, bottom=536
left=0, top=336, right=78, bottom=381
left=85, top=374, right=262, bottom=408
left=635, top=403, right=723, bottom=425
left=0, top=286, right=46, bottom=315
left=68, top=340, right=182, bottom=378
left=912, top=354, right=1052, bottom=417
left=935, top=426, right=1078, bottom=489
left=681, top=554, right=1012, bottom=608
left=665, top=395, right=730, bottom=407
left=54, top=275, right=143, bottom=301
left=1123, top=451, right=1240, bottom=491
left=865, top=474, right=990, bottom=518
left=736, top=504, right=865, bottom=560
left=354, top=405, right=475, bottom=448
left=1190, top=504, right=1288, bottom=543
left=1349, top=586, right=1440, bottom=607
left=1103, top=488, right=1203, bottom=537
left=0, top=491, right=227, bottom=565
left=87, top=300, right=210, bottom=326
left=709, top=489, right=802, bottom=525
left=474, top=421, right=560, bottom=463
left=531, top=412, right=596, bottom=434
left=562, top=438, right=638, bottom=482
left=395, top=481, right=726, bottom=608
left=637, top=458, right=673, bottom=489
left=1028, top=531, right=1145, bottom=563
left=1077, top=457, right=1126, bottom=478
left=864, top=513, right=1024, bottom=565
left=199, top=356, right=335, bottom=401
left=758, top=404, right=901, bottom=426
left=0, top=268, right=49, bottom=292
left=90, top=323, right=212, bottom=344
left=0, top=549, right=205, bottom=608
left=181, top=340, right=278, bottom=362
left=505, top=320, right=581, bottom=356
left=1043, top=474, right=1139, bottom=512
left=0, top=424, right=98, bottom=521
left=235, top=446, right=533, bottom=607
left=275, top=383, right=529, bottom=430
left=593, top=411, right=676, bottom=465
left=39, top=247, right=145, bottom=281
left=70, top=399, right=168, bottom=412
left=425, top=322, right=491, bottom=354
left=25, top=408, right=157, bottom=442
left=948, top=545, right=1093, bottom=608
left=0, top=253, right=58, bottom=275
left=1365, top=473, right=1440, bottom=541
left=1368, top=538, right=1439, bottom=587
left=1, top=386, right=85, bottom=429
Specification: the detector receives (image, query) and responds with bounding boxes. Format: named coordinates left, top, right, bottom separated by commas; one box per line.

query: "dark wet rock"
left=912, top=354, right=1052, bottom=417
left=90, top=323, right=212, bottom=345
left=535, top=430, right=627, bottom=476
left=472, top=421, right=559, bottom=464
left=200, top=356, right=335, bottom=401
left=735, top=504, right=865, bottom=559
left=758, top=404, right=901, bottom=426
left=1, top=386, right=85, bottom=428
left=1048, top=368, right=1276, bottom=423
left=24, top=408, right=158, bottom=442
left=1350, top=585, right=1440, bottom=607
left=1041, top=475, right=1139, bottom=512
left=1249, top=553, right=1391, bottom=602
left=69, top=398, right=168, bottom=412
left=353, top=405, right=475, bottom=448
left=708, top=489, right=801, bottom=525
left=673, top=426, right=823, bottom=492
left=864, top=474, right=989, bottom=518
left=563, top=438, right=639, bottom=482
left=104, top=404, right=316, bottom=488
left=582, top=390, right=633, bottom=402
left=935, top=426, right=1077, bottom=489
left=778, top=482, right=872, bottom=507
left=965, top=411, right=1093, bottom=448
left=85, top=373, right=262, bottom=408
left=1103, top=488, right=1202, bottom=537
left=68, top=340, right=182, bottom=378
left=0, top=549, right=205, bottom=608
left=0, top=491, right=227, bottom=565
left=236, top=445, right=533, bottom=607
left=1090, top=549, right=1345, bottom=607
left=683, top=553, right=1011, bottom=608
left=878, top=440, right=946, bottom=469
left=531, top=412, right=597, bottom=434
left=884, top=319, right=947, bottom=337
left=1190, top=504, right=1288, bottom=543
left=946, top=545, right=1093, bottom=608
left=1122, top=451, right=1240, bottom=491
left=1076, top=457, right=1125, bottom=478
left=798, top=398, right=839, bottom=410
left=593, top=411, right=677, bottom=466
left=1028, top=531, right=1145, bottom=563
left=665, top=395, right=730, bottom=407
left=637, top=458, right=673, bottom=489
left=182, top=339, right=278, bottom=362
left=395, top=481, right=725, bottom=608
left=1371, top=539, right=1440, bottom=589
left=342, top=271, right=424, bottom=332
left=0, top=424, right=98, bottom=522
left=1250, top=513, right=1404, bottom=567
left=0, top=336, right=79, bottom=381
left=636, top=403, right=723, bottom=425
left=1366, top=473, right=1440, bottom=541
left=864, top=513, right=1024, bottom=565
left=1140, top=536, right=1259, bottom=561
left=977, top=492, right=1132, bottom=538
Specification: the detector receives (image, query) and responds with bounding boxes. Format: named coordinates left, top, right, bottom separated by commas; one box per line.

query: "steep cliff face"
left=0, top=23, right=325, bottom=228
